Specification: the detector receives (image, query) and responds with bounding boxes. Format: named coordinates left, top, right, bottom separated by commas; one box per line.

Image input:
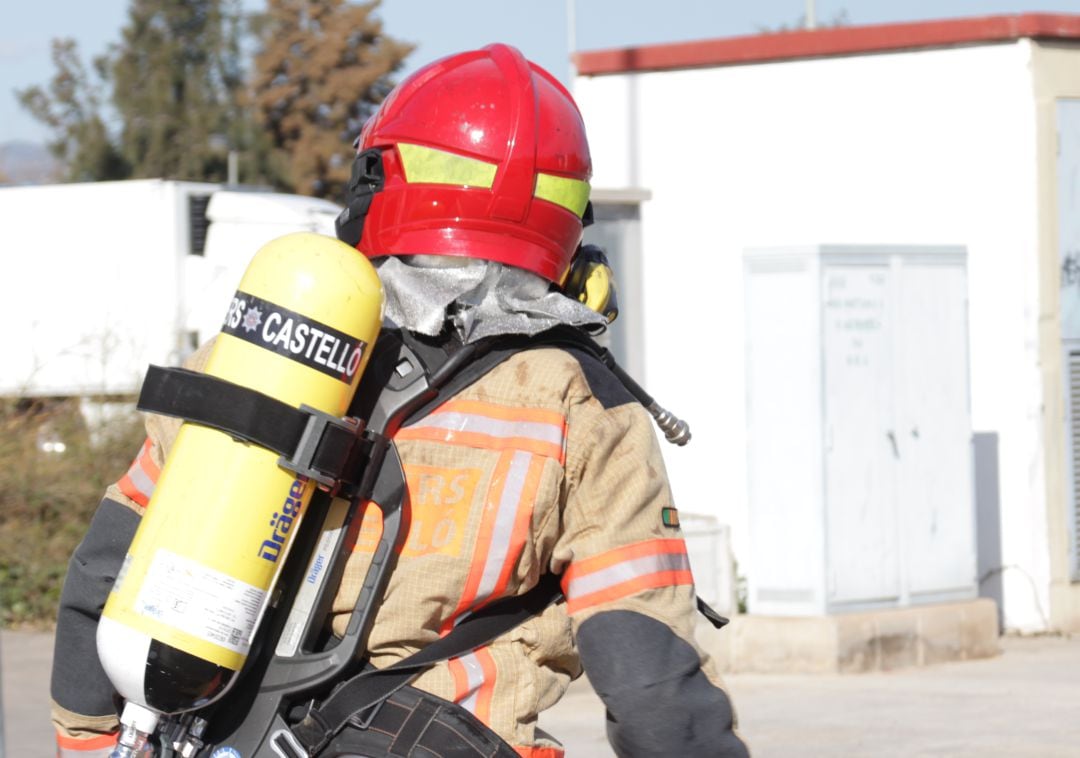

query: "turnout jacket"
left=51, top=343, right=748, bottom=757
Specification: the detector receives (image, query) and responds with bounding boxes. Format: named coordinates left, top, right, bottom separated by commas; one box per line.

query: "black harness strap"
left=137, top=366, right=368, bottom=493
left=387, top=697, right=439, bottom=757
left=137, top=365, right=307, bottom=452
left=290, top=572, right=563, bottom=754
left=697, top=597, right=730, bottom=630
left=399, top=326, right=606, bottom=427
left=320, top=686, right=519, bottom=757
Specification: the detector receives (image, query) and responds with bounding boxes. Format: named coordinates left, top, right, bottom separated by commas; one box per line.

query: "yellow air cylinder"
left=97, top=232, right=383, bottom=715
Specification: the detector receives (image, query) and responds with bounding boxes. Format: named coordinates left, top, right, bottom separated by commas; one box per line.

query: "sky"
left=3, top=0, right=1080, bottom=145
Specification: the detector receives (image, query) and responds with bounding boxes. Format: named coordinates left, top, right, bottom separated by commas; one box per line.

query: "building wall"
left=1031, top=40, right=1080, bottom=632
left=575, top=41, right=1047, bottom=629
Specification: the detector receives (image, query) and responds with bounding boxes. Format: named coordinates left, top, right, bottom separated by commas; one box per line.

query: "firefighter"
left=50, top=44, right=749, bottom=757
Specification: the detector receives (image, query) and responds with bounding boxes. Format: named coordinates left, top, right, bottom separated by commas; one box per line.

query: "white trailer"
left=2, top=180, right=342, bottom=398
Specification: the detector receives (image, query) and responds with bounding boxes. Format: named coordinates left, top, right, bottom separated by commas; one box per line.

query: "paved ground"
left=4, top=631, right=1078, bottom=757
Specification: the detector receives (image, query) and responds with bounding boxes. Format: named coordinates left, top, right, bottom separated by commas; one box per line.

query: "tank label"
left=258, top=476, right=307, bottom=564
left=276, top=497, right=349, bottom=658
left=135, top=549, right=266, bottom=655
left=222, top=290, right=368, bottom=383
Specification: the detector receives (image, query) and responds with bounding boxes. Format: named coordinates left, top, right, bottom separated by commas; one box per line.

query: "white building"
left=574, top=13, right=1080, bottom=633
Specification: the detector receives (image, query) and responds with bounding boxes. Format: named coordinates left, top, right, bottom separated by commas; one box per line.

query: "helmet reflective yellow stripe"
left=397, top=143, right=497, bottom=188
left=534, top=173, right=590, bottom=216
left=397, top=142, right=591, bottom=217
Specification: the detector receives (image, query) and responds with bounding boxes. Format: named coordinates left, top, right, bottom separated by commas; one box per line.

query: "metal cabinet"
left=744, top=245, right=975, bottom=615
left=1057, top=99, right=1080, bottom=581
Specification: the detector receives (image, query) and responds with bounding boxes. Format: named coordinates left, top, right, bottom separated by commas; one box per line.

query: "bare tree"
left=250, top=0, right=413, bottom=198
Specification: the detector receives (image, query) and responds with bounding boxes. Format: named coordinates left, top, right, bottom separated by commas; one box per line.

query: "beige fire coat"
left=51, top=344, right=744, bottom=757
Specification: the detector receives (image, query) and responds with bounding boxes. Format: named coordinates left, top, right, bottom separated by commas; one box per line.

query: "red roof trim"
left=574, top=13, right=1080, bottom=76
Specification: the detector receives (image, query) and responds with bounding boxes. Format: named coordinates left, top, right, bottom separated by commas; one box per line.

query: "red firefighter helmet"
left=336, top=43, right=592, bottom=284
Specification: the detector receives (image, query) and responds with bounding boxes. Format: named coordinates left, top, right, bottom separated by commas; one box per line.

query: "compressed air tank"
left=97, top=232, right=383, bottom=716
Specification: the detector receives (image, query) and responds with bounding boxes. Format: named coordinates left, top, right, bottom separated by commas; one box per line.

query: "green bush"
left=0, top=397, right=144, bottom=628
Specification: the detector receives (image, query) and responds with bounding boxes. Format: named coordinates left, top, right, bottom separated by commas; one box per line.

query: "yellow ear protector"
left=562, top=244, right=619, bottom=323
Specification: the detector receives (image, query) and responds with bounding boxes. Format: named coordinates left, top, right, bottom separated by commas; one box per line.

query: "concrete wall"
left=574, top=40, right=1048, bottom=629
left=1032, top=41, right=1080, bottom=633
left=703, top=598, right=1000, bottom=673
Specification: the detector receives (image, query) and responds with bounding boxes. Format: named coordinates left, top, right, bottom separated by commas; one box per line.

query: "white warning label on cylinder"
left=135, top=549, right=266, bottom=655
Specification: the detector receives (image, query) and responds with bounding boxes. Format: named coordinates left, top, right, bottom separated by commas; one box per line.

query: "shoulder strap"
left=400, top=325, right=610, bottom=426
left=406, top=325, right=692, bottom=446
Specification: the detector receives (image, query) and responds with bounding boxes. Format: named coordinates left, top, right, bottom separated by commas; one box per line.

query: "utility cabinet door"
left=1057, top=99, right=1080, bottom=580
left=1057, top=100, right=1080, bottom=341
left=822, top=265, right=901, bottom=604
left=895, top=263, right=975, bottom=597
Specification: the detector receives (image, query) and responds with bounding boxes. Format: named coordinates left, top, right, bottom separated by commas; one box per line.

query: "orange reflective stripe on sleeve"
left=515, top=747, right=565, bottom=758
left=117, top=437, right=159, bottom=507
left=443, top=450, right=545, bottom=631
left=396, top=399, right=567, bottom=463
left=56, top=731, right=117, bottom=757
left=561, top=538, right=694, bottom=615
left=448, top=647, right=497, bottom=725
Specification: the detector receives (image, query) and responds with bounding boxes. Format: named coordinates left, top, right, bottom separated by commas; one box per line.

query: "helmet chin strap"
left=335, top=148, right=385, bottom=248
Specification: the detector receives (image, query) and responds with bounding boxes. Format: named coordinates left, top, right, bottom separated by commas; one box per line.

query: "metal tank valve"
left=110, top=702, right=159, bottom=758
left=647, top=401, right=691, bottom=446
